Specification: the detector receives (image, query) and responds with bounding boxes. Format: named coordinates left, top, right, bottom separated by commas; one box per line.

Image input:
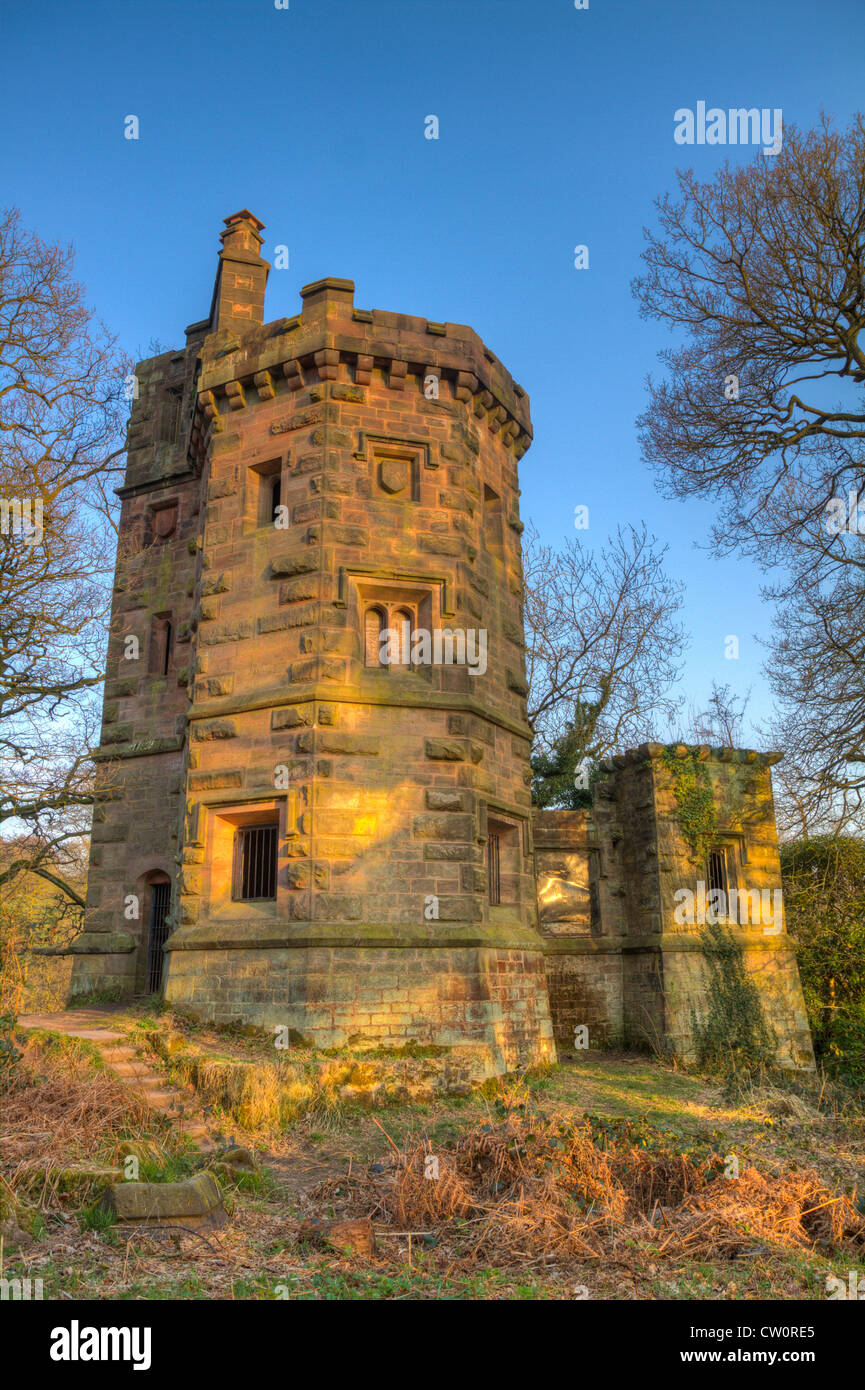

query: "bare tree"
left=632, top=114, right=865, bottom=827
left=672, top=680, right=753, bottom=748
left=0, top=206, right=129, bottom=906
left=523, top=521, right=686, bottom=761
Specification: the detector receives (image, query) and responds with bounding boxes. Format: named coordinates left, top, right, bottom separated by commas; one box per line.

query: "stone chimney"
left=211, top=209, right=270, bottom=336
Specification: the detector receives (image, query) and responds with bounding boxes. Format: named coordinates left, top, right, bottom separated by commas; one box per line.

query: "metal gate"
left=146, top=881, right=171, bottom=994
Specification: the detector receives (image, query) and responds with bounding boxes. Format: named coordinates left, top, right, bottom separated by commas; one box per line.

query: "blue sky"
left=3, top=0, right=863, bottom=739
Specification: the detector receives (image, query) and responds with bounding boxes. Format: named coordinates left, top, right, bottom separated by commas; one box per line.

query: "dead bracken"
left=328, top=1113, right=865, bottom=1269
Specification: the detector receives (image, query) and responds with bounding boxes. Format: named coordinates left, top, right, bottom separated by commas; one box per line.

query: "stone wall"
left=71, top=337, right=204, bottom=996
left=165, top=943, right=552, bottom=1076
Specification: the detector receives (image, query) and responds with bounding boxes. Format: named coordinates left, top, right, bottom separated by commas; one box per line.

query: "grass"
left=4, top=1009, right=865, bottom=1300
left=124, top=1010, right=484, bottom=1136
left=19, top=1027, right=107, bottom=1072
left=78, top=1202, right=116, bottom=1234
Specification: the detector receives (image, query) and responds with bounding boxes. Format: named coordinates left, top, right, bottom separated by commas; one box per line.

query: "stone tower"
left=72, top=210, right=556, bottom=1076
left=70, top=210, right=814, bottom=1077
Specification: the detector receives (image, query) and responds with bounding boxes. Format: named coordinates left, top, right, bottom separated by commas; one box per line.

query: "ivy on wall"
left=692, top=920, right=777, bottom=1075
left=661, top=748, right=717, bottom=862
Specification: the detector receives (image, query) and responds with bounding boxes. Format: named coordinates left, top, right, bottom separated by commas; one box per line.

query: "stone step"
left=19, top=1009, right=218, bottom=1153
left=137, top=1090, right=184, bottom=1108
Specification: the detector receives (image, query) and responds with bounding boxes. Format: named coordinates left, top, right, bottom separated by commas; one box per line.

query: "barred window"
left=146, top=879, right=171, bottom=993
left=158, top=389, right=182, bottom=444
left=487, top=815, right=520, bottom=906
left=234, top=824, right=278, bottom=901
left=707, top=848, right=728, bottom=899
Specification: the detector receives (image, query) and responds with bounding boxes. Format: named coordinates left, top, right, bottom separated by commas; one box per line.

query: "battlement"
left=599, top=742, right=784, bottom=771
left=191, top=279, right=532, bottom=468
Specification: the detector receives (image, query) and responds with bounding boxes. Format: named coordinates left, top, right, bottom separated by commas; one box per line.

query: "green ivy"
left=692, top=920, right=777, bottom=1077
left=662, top=749, right=717, bottom=861
left=531, top=721, right=599, bottom=810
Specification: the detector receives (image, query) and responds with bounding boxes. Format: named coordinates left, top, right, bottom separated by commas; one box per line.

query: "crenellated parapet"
left=191, top=275, right=532, bottom=465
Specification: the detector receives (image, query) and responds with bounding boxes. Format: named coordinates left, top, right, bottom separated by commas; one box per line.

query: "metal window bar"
left=706, top=848, right=728, bottom=898
left=147, top=882, right=172, bottom=994
left=236, top=824, right=278, bottom=901
left=488, top=831, right=501, bottom=906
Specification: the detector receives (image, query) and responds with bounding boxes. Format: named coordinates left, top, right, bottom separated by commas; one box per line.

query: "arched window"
left=392, top=608, right=414, bottom=666
left=364, top=606, right=387, bottom=667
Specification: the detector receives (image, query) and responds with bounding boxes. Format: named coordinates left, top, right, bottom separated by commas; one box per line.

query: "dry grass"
left=174, top=1055, right=335, bottom=1131
left=161, top=1042, right=467, bottom=1135
left=353, top=1111, right=865, bottom=1269
left=1, top=1041, right=158, bottom=1211
left=4, top=1037, right=865, bottom=1300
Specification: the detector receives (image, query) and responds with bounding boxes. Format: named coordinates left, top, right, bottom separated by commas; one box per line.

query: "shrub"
left=781, top=836, right=865, bottom=1081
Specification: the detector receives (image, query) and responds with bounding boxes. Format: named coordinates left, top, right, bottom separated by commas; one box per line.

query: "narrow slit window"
left=270, top=475, right=281, bottom=523
left=159, top=390, right=182, bottom=444
left=234, top=824, right=278, bottom=901
left=488, top=831, right=501, bottom=906
left=150, top=614, right=174, bottom=676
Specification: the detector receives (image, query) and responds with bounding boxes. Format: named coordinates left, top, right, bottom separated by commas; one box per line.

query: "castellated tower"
left=73, top=210, right=556, bottom=1075
left=71, top=210, right=813, bottom=1075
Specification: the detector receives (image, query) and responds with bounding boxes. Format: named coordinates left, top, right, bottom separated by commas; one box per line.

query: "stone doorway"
left=145, top=878, right=171, bottom=994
